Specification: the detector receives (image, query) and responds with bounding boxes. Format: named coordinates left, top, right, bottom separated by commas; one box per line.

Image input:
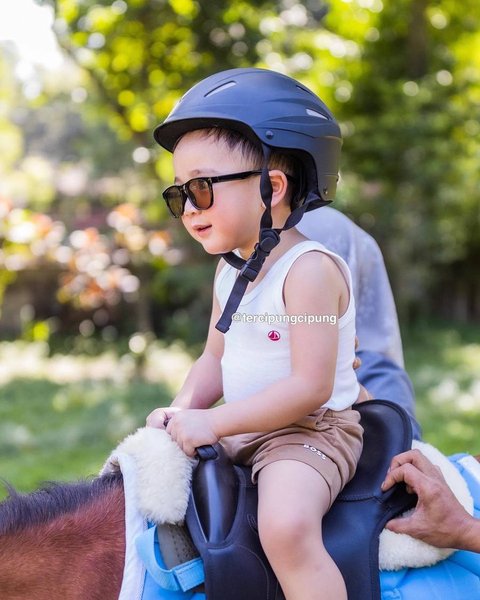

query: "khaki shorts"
left=220, top=407, right=363, bottom=508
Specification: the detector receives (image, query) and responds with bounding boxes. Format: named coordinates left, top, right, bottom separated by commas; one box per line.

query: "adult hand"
left=355, top=384, right=373, bottom=403
left=381, top=449, right=479, bottom=551
left=352, top=336, right=362, bottom=370
left=352, top=336, right=373, bottom=402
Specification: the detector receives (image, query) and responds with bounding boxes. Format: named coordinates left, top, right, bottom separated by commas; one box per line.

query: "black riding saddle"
left=185, top=400, right=416, bottom=600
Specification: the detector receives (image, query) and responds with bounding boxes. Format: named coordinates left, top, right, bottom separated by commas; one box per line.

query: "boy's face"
left=172, top=130, right=264, bottom=257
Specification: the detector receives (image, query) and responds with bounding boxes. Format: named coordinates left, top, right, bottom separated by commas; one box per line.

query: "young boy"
left=147, top=68, right=363, bottom=600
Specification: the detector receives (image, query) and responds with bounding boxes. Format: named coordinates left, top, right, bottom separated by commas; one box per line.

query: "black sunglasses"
left=162, top=170, right=263, bottom=218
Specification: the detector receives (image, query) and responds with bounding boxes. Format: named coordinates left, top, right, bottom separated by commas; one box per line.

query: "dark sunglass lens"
left=187, top=178, right=212, bottom=209
left=163, top=187, right=184, bottom=217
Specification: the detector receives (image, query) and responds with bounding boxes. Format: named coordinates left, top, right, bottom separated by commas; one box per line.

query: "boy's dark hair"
left=188, top=127, right=306, bottom=210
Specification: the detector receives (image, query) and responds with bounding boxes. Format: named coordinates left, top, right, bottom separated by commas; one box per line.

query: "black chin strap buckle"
left=239, top=262, right=258, bottom=283
left=216, top=228, right=281, bottom=333
left=258, top=228, right=280, bottom=253
left=239, top=229, right=281, bottom=282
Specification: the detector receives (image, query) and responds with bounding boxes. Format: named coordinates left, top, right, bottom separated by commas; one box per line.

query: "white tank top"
left=215, top=240, right=360, bottom=411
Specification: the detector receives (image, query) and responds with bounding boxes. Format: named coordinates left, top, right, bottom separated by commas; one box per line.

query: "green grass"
left=0, top=339, right=191, bottom=499
left=403, top=320, right=480, bottom=456
left=0, top=378, right=172, bottom=497
left=1, top=321, right=479, bottom=499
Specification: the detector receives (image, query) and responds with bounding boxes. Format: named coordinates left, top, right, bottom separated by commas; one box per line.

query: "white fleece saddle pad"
left=102, top=428, right=475, bottom=571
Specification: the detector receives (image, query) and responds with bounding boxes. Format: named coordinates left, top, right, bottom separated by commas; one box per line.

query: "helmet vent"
left=205, top=81, right=237, bottom=97
left=306, top=108, right=328, bottom=120
left=296, top=83, right=315, bottom=94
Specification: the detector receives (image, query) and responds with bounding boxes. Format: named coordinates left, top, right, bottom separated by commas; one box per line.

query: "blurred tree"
left=3, top=0, right=478, bottom=344
left=44, top=0, right=297, bottom=344
left=49, top=0, right=272, bottom=151
left=0, top=36, right=173, bottom=337
left=47, top=0, right=479, bottom=324
left=322, top=0, right=480, bottom=321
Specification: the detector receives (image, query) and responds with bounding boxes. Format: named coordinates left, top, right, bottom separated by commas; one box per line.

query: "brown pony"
left=1, top=451, right=479, bottom=600
left=0, top=473, right=125, bottom=600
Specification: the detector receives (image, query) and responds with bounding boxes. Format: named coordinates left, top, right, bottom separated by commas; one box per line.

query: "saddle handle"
left=190, top=443, right=239, bottom=544
left=196, top=445, right=218, bottom=461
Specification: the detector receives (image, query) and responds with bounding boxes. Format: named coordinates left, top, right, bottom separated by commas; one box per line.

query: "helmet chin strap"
left=216, top=145, right=330, bottom=333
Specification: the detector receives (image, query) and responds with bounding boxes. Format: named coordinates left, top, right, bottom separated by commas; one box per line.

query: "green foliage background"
left=63, top=0, right=479, bottom=326
left=0, top=0, right=479, bottom=492
left=2, top=0, right=479, bottom=341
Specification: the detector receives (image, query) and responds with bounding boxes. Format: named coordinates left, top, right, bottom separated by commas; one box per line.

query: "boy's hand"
left=146, top=406, right=182, bottom=429
left=166, top=409, right=219, bottom=457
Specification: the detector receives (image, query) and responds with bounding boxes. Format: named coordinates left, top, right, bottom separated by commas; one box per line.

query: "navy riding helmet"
left=153, top=68, right=342, bottom=333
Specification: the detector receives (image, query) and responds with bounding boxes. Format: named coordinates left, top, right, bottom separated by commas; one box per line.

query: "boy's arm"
left=166, top=252, right=348, bottom=454
left=147, top=261, right=225, bottom=425
left=212, top=251, right=343, bottom=433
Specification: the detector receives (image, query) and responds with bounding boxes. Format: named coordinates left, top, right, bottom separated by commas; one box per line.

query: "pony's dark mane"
left=0, top=471, right=123, bottom=537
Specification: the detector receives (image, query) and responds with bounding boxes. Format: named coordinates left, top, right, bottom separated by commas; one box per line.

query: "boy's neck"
left=238, top=227, right=307, bottom=262
left=237, top=206, right=297, bottom=260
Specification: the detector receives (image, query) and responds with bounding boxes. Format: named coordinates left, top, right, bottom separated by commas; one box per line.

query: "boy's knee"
left=258, top=509, right=318, bottom=557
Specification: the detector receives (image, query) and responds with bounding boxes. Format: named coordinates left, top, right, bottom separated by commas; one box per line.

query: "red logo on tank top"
left=268, top=330, right=281, bottom=341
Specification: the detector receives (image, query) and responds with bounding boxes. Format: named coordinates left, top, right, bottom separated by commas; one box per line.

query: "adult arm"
left=297, top=208, right=421, bottom=438
left=354, top=350, right=422, bottom=439
left=382, top=449, right=480, bottom=552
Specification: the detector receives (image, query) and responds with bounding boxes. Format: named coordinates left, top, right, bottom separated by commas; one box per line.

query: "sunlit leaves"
left=0, top=122, right=23, bottom=171
left=168, top=0, right=199, bottom=19
left=83, top=4, right=119, bottom=33
left=0, top=58, right=25, bottom=169
left=117, top=89, right=135, bottom=106
left=128, top=103, right=150, bottom=132
left=56, top=0, right=79, bottom=23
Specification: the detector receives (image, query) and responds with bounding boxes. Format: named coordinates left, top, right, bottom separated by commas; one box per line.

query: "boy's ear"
left=268, top=170, right=290, bottom=208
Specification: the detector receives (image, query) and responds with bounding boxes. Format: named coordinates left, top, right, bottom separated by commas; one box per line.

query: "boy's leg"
left=257, top=459, right=346, bottom=600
